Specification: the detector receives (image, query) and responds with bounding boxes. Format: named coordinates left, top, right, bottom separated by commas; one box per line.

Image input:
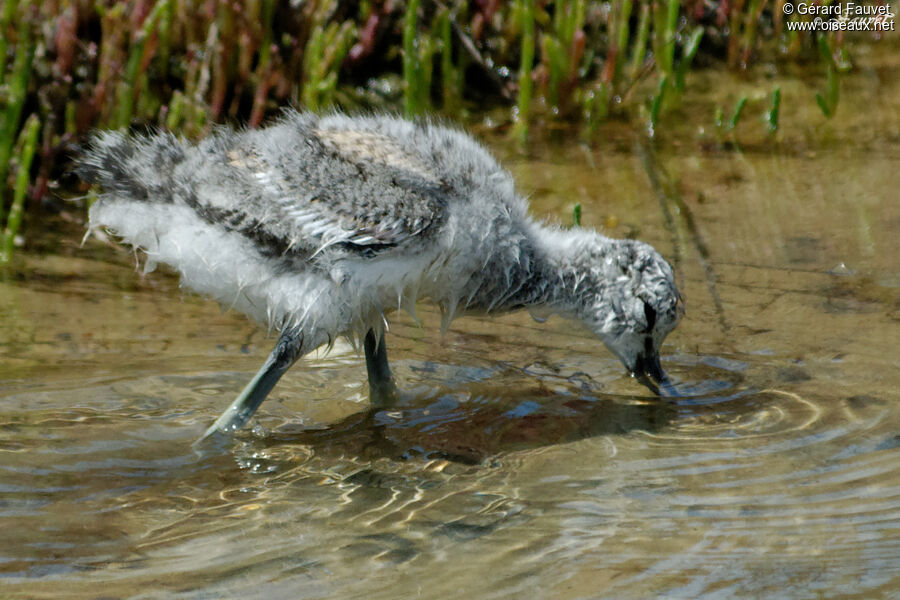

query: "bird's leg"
left=195, top=329, right=304, bottom=444
left=364, top=329, right=398, bottom=407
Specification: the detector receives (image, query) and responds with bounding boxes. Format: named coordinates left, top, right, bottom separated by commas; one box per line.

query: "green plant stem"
left=616, top=0, right=633, bottom=58
left=653, top=0, right=678, bottom=78
left=157, top=0, right=174, bottom=75
left=0, top=0, right=20, bottom=87
left=402, top=0, right=422, bottom=116
left=165, top=90, right=185, bottom=130
left=766, top=86, right=781, bottom=133
left=438, top=7, right=459, bottom=113
left=729, top=95, right=748, bottom=130
left=675, top=27, right=704, bottom=93
left=1, top=114, right=40, bottom=263
left=116, top=0, right=170, bottom=129
left=0, top=18, right=33, bottom=193
left=648, top=74, right=668, bottom=136
left=629, top=2, right=650, bottom=81
left=664, top=0, right=678, bottom=73
left=257, top=0, right=276, bottom=76
left=249, top=0, right=277, bottom=123
left=302, top=19, right=355, bottom=112
left=543, top=33, right=565, bottom=109
left=815, top=35, right=839, bottom=118
left=514, top=0, right=535, bottom=145
left=416, top=18, right=438, bottom=113
left=741, top=0, right=763, bottom=64
left=302, top=26, right=325, bottom=109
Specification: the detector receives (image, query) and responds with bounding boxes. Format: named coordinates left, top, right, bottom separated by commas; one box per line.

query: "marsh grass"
left=0, top=4, right=33, bottom=193
left=814, top=35, right=850, bottom=119
left=0, top=114, right=39, bottom=263
left=303, top=7, right=356, bottom=113
left=711, top=84, right=785, bottom=145
left=0, top=0, right=864, bottom=258
left=766, top=86, right=781, bottom=134
left=513, top=0, right=536, bottom=145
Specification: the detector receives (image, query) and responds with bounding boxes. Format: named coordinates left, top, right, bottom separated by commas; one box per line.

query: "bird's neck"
left=483, top=223, right=613, bottom=317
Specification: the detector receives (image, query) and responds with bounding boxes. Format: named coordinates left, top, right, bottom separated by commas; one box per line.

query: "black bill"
left=632, top=350, right=678, bottom=397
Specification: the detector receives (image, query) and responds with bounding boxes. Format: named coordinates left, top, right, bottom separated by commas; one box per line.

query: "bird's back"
left=78, top=111, right=529, bottom=333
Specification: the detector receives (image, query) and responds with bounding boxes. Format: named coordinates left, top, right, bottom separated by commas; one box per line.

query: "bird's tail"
left=75, top=130, right=187, bottom=203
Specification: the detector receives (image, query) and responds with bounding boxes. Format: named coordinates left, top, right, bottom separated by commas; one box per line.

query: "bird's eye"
left=643, top=301, right=657, bottom=332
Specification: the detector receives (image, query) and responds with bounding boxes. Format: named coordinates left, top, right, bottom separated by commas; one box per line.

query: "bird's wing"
left=203, top=124, right=449, bottom=258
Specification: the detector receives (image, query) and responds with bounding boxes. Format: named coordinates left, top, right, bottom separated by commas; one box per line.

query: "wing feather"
left=81, top=113, right=454, bottom=262
left=210, top=121, right=448, bottom=259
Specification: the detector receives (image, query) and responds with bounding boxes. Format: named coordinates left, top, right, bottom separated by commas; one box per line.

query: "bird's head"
left=573, top=237, right=683, bottom=392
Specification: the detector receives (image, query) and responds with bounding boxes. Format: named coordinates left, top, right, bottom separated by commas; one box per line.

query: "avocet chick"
left=77, top=110, right=683, bottom=441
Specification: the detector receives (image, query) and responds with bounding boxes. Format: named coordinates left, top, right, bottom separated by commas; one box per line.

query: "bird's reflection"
left=261, top=383, right=678, bottom=465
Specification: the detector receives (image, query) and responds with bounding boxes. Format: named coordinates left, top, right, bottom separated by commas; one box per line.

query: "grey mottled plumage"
left=77, top=110, right=683, bottom=441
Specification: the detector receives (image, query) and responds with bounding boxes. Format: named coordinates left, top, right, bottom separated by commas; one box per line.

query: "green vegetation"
left=303, top=7, right=356, bottom=113
left=713, top=95, right=749, bottom=138
left=766, top=86, right=781, bottom=134
left=729, top=96, right=749, bottom=130
left=0, top=0, right=863, bottom=260
left=1, top=114, right=38, bottom=263
left=514, top=0, right=536, bottom=145
left=712, top=84, right=786, bottom=144
left=0, top=2, right=33, bottom=194
left=814, top=35, right=848, bottom=119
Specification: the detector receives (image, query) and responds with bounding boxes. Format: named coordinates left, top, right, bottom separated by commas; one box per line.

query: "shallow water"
left=2, top=46, right=900, bottom=599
